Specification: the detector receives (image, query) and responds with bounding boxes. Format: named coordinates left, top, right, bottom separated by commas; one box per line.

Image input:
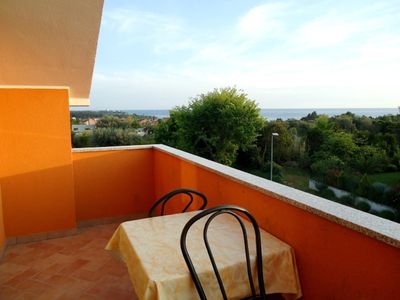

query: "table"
left=106, top=211, right=302, bottom=300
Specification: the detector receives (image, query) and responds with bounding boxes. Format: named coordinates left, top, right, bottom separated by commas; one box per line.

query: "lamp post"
left=270, top=132, right=279, bottom=180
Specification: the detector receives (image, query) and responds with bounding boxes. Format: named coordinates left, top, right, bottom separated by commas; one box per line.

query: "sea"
left=125, top=108, right=399, bottom=120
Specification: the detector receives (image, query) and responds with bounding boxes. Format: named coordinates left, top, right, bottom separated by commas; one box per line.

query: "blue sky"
left=89, top=0, right=400, bottom=109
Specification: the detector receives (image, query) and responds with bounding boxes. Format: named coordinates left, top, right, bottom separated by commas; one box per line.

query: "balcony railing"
left=1, top=144, right=399, bottom=299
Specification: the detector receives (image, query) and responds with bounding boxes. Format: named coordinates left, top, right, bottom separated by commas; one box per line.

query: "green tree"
left=97, top=116, right=139, bottom=129
left=257, top=120, right=295, bottom=165
left=154, top=114, right=179, bottom=147
left=157, top=87, right=264, bottom=166
left=351, top=146, right=389, bottom=173
left=310, top=155, right=344, bottom=185
left=94, top=128, right=140, bottom=146
left=322, top=132, right=356, bottom=162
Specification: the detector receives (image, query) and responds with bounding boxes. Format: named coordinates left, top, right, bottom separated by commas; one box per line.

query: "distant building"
left=72, top=125, right=96, bottom=133
left=139, top=118, right=158, bottom=127
left=84, top=118, right=98, bottom=125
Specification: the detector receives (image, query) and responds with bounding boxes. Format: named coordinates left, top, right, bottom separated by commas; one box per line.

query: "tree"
left=351, top=146, right=388, bottom=173
left=154, top=114, right=180, bottom=147
left=322, top=132, right=356, bottom=162
left=310, top=155, right=344, bottom=185
left=257, top=121, right=295, bottom=165
left=157, top=87, right=264, bottom=166
left=94, top=128, right=140, bottom=146
left=96, top=116, right=139, bottom=129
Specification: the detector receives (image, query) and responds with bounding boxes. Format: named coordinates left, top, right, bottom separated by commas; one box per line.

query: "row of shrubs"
left=314, top=184, right=399, bottom=222
left=314, top=172, right=400, bottom=210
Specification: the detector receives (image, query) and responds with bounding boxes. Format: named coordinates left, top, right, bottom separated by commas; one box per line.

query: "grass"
left=281, top=167, right=311, bottom=191
left=242, top=166, right=311, bottom=192
left=370, top=172, right=400, bottom=187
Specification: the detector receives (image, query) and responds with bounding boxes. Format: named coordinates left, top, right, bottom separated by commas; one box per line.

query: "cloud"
left=91, top=1, right=400, bottom=109
left=238, top=2, right=287, bottom=41
left=294, top=18, right=361, bottom=48
left=101, top=8, right=185, bottom=50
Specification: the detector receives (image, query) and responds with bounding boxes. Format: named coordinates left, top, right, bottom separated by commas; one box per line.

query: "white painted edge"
left=69, top=97, right=90, bottom=107
left=72, top=145, right=153, bottom=153
left=0, top=85, right=70, bottom=90
left=72, top=144, right=400, bottom=248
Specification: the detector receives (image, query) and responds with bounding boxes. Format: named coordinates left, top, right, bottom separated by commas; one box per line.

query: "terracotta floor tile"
left=58, top=258, right=89, bottom=275
left=34, top=287, right=66, bottom=300
left=0, top=261, right=29, bottom=274
left=2, top=267, right=39, bottom=287
left=0, top=285, right=21, bottom=299
left=0, top=271, right=16, bottom=285
left=14, top=279, right=50, bottom=295
left=44, top=274, right=78, bottom=287
left=71, top=268, right=104, bottom=282
left=0, top=223, right=136, bottom=300
left=14, top=291, right=38, bottom=300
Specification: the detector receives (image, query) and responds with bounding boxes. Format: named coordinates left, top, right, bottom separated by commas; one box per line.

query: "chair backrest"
left=148, top=188, right=208, bottom=217
left=180, top=205, right=266, bottom=300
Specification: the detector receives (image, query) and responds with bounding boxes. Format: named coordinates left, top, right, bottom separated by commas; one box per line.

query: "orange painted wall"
left=0, top=186, right=5, bottom=252
left=72, top=149, right=154, bottom=221
left=154, top=149, right=400, bottom=300
left=0, top=88, right=76, bottom=237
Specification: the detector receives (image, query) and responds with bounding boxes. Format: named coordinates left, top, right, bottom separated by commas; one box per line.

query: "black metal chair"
left=148, top=188, right=208, bottom=217
left=180, top=205, right=267, bottom=300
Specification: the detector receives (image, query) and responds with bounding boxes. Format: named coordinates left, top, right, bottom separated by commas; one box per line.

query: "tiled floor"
left=0, top=223, right=138, bottom=299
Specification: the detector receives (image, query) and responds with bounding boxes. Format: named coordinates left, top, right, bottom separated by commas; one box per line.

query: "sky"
left=89, top=0, right=400, bottom=109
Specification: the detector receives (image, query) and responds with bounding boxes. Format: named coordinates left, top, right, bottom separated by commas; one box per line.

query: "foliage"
left=257, top=120, right=296, bottom=165
left=310, top=155, right=344, bottom=185
left=281, top=167, right=310, bottom=190
left=378, top=210, right=396, bottom=221
left=156, top=87, right=264, bottom=166
left=94, top=128, right=140, bottom=146
left=355, top=201, right=371, bottom=212
left=71, top=132, right=93, bottom=148
left=351, top=146, right=388, bottom=173
left=154, top=115, right=180, bottom=146
left=70, top=100, right=400, bottom=219
left=318, top=188, right=336, bottom=200
left=70, top=110, right=129, bottom=119
left=338, top=195, right=355, bottom=206
left=71, top=112, right=156, bottom=148
left=96, top=116, right=139, bottom=129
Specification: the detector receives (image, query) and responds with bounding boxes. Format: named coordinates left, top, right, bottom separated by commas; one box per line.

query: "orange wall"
left=154, top=149, right=400, bottom=300
left=72, top=149, right=154, bottom=221
left=0, top=186, right=5, bottom=253
left=0, top=88, right=76, bottom=236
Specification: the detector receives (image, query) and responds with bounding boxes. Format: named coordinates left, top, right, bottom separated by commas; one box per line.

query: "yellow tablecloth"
left=106, top=211, right=302, bottom=300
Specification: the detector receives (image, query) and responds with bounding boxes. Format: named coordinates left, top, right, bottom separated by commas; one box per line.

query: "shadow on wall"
left=0, top=164, right=76, bottom=237
left=72, top=149, right=155, bottom=222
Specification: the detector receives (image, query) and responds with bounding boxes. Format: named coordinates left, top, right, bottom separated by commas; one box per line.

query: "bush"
left=261, top=162, right=283, bottom=183
left=338, top=174, right=359, bottom=193
left=339, top=195, right=355, bottom=206
left=378, top=210, right=396, bottom=221
left=165, top=87, right=264, bottom=166
left=369, top=209, right=380, bottom=216
left=319, top=188, right=336, bottom=200
left=385, top=164, right=398, bottom=172
left=315, top=181, right=327, bottom=192
left=283, top=161, right=299, bottom=168
left=355, top=201, right=371, bottom=212
left=299, top=154, right=311, bottom=169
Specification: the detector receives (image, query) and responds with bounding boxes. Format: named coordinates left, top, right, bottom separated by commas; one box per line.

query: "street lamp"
left=270, top=132, right=279, bottom=180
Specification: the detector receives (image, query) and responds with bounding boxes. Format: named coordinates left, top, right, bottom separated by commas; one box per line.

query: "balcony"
left=1, top=143, right=399, bottom=299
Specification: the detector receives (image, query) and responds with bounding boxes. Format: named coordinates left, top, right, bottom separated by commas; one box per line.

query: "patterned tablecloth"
left=106, top=211, right=302, bottom=300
